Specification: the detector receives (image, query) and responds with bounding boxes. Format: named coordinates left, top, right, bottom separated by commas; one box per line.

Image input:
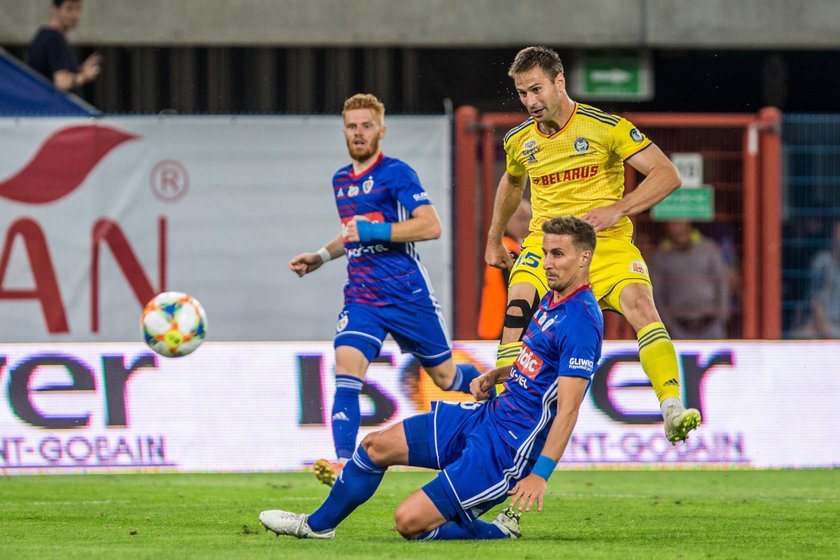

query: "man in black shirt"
left=28, top=0, right=102, bottom=94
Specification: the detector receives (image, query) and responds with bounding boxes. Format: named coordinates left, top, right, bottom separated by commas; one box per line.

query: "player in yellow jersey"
left=485, top=46, right=700, bottom=444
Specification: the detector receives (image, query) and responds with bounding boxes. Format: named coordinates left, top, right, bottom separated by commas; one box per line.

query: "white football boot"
left=664, top=404, right=701, bottom=444
left=259, top=510, right=335, bottom=539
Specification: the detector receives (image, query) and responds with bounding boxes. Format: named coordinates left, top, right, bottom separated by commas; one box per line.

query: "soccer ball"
left=141, top=291, right=207, bottom=357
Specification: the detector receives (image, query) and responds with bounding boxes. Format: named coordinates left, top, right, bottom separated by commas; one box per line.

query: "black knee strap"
left=503, top=295, right=539, bottom=330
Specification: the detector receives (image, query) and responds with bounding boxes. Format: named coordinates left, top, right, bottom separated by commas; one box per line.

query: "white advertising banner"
left=1, top=341, right=838, bottom=474
left=0, top=116, right=452, bottom=342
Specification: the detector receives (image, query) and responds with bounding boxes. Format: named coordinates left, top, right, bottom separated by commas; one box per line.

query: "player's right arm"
left=289, top=233, right=344, bottom=277
left=485, top=172, right=528, bottom=270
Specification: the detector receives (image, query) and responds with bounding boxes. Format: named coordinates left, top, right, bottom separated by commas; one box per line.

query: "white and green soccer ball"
left=141, top=291, right=207, bottom=357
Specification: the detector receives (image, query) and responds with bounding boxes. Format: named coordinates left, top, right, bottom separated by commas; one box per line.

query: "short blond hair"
left=508, top=46, right=564, bottom=80
left=342, top=93, right=385, bottom=125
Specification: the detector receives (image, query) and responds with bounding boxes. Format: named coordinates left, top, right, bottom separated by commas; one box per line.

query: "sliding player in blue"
left=264, top=215, right=603, bottom=540
left=289, top=93, right=484, bottom=485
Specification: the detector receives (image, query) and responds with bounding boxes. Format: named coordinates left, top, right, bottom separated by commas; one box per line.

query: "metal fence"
left=782, top=114, right=840, bottom=339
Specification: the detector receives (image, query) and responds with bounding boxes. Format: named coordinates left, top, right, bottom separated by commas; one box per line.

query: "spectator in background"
left=650, top=220, right=730, bottom=339
left=28, top=0, right=102, bottom=94
left=795, top=221, right=840, bottom=339
left=477, top=199, right=531, bottom=340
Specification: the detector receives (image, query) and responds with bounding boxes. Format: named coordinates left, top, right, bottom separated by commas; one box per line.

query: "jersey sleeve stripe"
left=577, top=104, right=621, bottom=124
left=503, top=118, right=534, bottom=144
left=576, top=109, right=619, bottom=127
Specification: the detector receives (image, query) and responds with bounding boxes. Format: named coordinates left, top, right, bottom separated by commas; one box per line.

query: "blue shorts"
left=333, top=298, right=452, bottom=367
left=403, top=401, right=534, bottom=523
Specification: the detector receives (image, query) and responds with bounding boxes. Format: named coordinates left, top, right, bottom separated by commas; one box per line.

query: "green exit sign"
left=572, top=49, right=653, bottom=101
left=652, top=186, right=715, bottom=221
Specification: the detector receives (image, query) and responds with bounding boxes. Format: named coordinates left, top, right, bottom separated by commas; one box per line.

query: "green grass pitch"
left=1, top=469, right=838, bottom=559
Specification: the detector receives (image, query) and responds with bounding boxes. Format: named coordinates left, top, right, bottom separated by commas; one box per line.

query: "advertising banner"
left=1, top=341, right=837, bottom=474
left=0, top=116, right=452, bottom=343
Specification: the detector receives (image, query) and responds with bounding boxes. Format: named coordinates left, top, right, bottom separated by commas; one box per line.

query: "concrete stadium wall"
left=2, top=0, right=840, bottom=48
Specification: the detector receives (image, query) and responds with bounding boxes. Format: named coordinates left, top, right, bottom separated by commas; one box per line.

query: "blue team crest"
left=574, top=137, right=590, bottom=153
left=362, top=177, right=374, bottom=194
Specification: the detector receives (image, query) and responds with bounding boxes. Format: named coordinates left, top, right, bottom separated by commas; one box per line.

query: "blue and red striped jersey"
left=489, top=284, right=604, bottom=460
left=333, top=153, right=435, bottom=305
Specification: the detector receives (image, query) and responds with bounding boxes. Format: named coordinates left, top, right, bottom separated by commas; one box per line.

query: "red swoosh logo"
left=0, top=125, right=139, bottom=204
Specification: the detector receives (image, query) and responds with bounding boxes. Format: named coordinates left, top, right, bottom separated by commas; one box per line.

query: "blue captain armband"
left=357, top=221, right=392, bottom=243
left=531, top=455, right=558, bottom=481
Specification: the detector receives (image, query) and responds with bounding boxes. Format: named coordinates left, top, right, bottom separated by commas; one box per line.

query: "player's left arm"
left=390, top=203, right=442, bottom=242
left=344, top=162, right=442, bottom=244
left=507, top=375, right=589, bottom=512
left=582, top=144, right=682, bottom=232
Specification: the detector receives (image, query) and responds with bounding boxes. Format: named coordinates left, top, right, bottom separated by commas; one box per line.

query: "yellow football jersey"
left=504, top=102, right=652, bottom=239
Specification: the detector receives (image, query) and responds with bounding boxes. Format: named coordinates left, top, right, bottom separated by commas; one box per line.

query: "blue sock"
left=417, top=518, right=506, bottom=540
left=307, top=446, right=386, bottom=532
left=446, top=363, right=484, bottom=394
left=331, top=375, right=364, bottom=460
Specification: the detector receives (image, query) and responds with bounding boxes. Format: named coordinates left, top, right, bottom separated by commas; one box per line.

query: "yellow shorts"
left=508, top=234, right=652, bottom=314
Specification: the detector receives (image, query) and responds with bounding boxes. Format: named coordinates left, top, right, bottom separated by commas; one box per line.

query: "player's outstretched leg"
left=308, top=445, right=387, bottom=530
left=264, top=444, right=387, bottom=538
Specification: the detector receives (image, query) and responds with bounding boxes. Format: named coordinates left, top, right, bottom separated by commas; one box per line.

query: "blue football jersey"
left=488, top=284, right=603, bottom=461
left=333, top=154, right=435, bottom=305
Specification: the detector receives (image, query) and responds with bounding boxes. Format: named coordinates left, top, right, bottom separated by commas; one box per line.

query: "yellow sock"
left=494, top=341, right=522, bottom=394
left=495, top=341, right=521, bottom=368
left=637, top=322, right=681, bottom=403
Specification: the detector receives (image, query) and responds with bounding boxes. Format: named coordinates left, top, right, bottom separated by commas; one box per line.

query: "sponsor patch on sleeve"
left=568, top=357, right=594, bottom=372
